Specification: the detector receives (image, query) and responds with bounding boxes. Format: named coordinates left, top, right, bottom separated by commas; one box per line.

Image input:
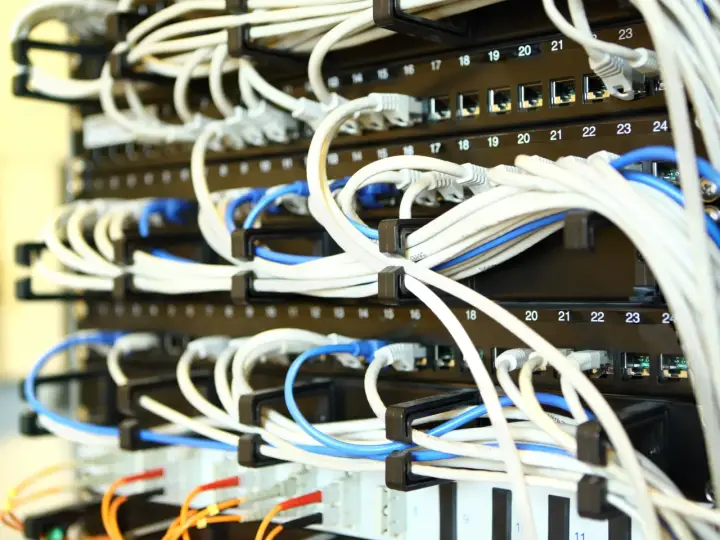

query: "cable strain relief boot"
left=292, top=97, right=326, bottom=131
left=188, top=336, right=232, bottom=358
left=370, top=93, right=424, bottom=127
left=248, top=100, right=299, bottom=143
left=629, top=48, right=659, bottom=75
left=494, top=348, right=533, bottom=371
left=588, top=53, right=645, bottom=101
left=324, top=93, right=362, bottom=135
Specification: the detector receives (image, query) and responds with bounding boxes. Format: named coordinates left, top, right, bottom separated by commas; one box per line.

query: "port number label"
left=403, top=64, right=415, bottom=76
left=517, top=132, right=531, bottom=144
left=383, top=308, right=395, bottom=320
left=352, top=150, right=363, bottom=162
left=551, top=39, right=563, bottom=51
left=358, top=307, right=369, bottom=319
left=619, top=27, right=633, bottom=40
left=582, top=126, right=597, bottom=138
left=653, top=120, right=669, bottom=132
left=517, top=44, right=533, bottom=57
left=377, top=147, right=389, bottom=159
left=351, top=72, right=364, bottom=84
left=459, top=54, right=471, bottom=67
left=458, top=139, right=471, bottom=151
left=488, top=50, right=501, bottom=62
left=430, top=142, right=442, bottom=154
left=403, top=145, right=415, bottom=155
left=558, top=310, right=571, bottom=322
left=410, top=309, right=422, bottom=320
left=625, top=311, right=641, bottom=324
left=662, top=312, right=675, bottom=324
left=430, top=59, right=442, bottom=71
left=550, top=129, right=563, bottom=141
left=591, top=311, right=605, bottom=323
left=466, top=309, right=478, bottom=321
left=617, top=122, right=632, bottom=135
left=488, top=135, right=500, bottom=147
left=377, top=68, right=389, bottom=80
left=525, top=310, right=539, bottom=322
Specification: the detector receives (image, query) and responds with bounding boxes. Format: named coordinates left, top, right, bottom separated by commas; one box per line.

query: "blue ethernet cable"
left=139, top=199, right=196, bottom=263
left=622, top=170, right=720, bottom=248
left=433, top=213, right=567, bottom=271
left=284, top=342, right=579, bottom=458
left=25, top=333, right=235, bottom=452
left=611, top=146, right=720, bottom=187
left=225, top=192, right=257, bottom=232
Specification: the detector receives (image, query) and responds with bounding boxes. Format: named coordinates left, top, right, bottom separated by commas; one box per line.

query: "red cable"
left=278, top=491, right=323, bottom=511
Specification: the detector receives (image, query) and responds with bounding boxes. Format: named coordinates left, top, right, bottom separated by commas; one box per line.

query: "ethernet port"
left=428, top=95, right=452, bottom=122
left=652, top=162, right=680, bottom=185
left=457, top=92, right=480, bottom=118
left=518, top=82, right=543, bottom=111
left=550, top=78, right=576, bottom=106
left=434, top=345, right=456, bottom=369
left=583, top=74, right=609, bottom=103
left=659, top=354, right=688, bottom=382
left=488, top=87, right=512, bottom=114
left=621, top=353, right=651, bottom=380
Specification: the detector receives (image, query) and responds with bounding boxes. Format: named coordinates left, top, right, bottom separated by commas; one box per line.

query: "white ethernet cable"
left=9, top=0, right=116, bottom=100
left=541, top=0, right=658, bottom=100
left=303, top=93, right=674, bottom=538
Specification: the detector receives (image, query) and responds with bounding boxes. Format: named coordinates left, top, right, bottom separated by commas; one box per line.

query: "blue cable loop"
left=243, top=182, right=323, bottom=264
left=622, top=170, right=720, bottom=248
left=25, top=334, right=235, bottom=451
left=284, top=343, right=579, bottom=458
left=225, top=192, right=257, bottom=232
left=138, top=199, right=197, bottom=262
left=138, top=198, right=196, bottom=238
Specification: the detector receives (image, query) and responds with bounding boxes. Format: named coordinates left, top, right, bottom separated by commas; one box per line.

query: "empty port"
left=488, top=87, right=512, bottom=114
left=518, top=82, right=543, bottom=110
left=652, top=162, right=680, bottom=185
left=163, top=333, right=189, bottom=355
left=550, top=78, right=576, bottom=106
left=434, top=346, right=456, bottom=369
left=659, top=354, right=688, bottom=381
left=428, top=95, right=451, bottom=121
left=583, top=75, right=609, bottom=103
left=457, top=92, right=481, bottom=118
left=622, top=353, right=651, bottom=379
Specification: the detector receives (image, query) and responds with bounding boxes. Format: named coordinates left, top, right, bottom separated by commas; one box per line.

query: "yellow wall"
left=0, top=1, right=66, bottom=379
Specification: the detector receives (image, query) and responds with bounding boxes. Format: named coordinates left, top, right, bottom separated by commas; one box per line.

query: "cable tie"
left=207, top=504, right=220, bottom=517
left=196, top=518, right=208, bottom=529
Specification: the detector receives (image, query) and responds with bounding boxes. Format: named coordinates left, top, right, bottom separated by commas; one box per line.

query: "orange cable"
left=265, top=525, right=284, bottom=540
left=178, top=476, right=239, bottom=540
left=108, top=496, right=128, bottom=539
left=254, top=491, right=322, bottom=540
left=101, top=469, right=164, bottom=540
left=163, top=497, right=244, bottom=540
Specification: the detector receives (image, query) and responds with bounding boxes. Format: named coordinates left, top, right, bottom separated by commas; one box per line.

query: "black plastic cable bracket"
left=238, top=433, right=281, bottom=468
left=378, top=218, right=431, bottom=255
left=576, top=401, right=669, bottom=520
left=372, top=0, right=470, bottom=44
left=19, top=410, right=51, bottom=437
left=238, top=378, right=340, bottom=426
left=226, top=0, right=307, bottom=67
left=386, top=449, right=451, bottom=492
left=384, top=390, right=479, bottom=492
left=117, top=370, right=214, bottom=417
left=385, top=388, right=481, bottom=444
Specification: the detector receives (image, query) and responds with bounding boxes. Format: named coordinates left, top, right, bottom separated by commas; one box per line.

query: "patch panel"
left=81, top=21, right=665, bottom=172
left=80, top=114, right=673, bottom=200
